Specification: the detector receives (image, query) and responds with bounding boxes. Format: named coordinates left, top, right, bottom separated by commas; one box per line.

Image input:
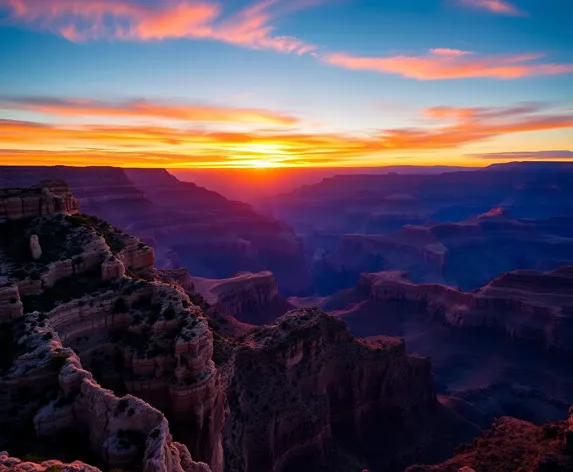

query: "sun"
left=248, top=158, right=280, bottom=168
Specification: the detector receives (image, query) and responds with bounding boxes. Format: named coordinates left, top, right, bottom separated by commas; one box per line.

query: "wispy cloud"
left=457, top=0, right=525, bottom=16
left=468, top=150, right=573, bottom=160
left=321, top=48, right=573, bottom=80
left=381, top=103, right=573, bottom=149
left=1, top=103, right=572, bottom=167
left=0, top=96, right=300, bottom=126
left=0, top=0, right=317, bottom=54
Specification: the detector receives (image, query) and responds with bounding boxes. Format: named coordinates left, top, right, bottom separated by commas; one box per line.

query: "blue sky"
left=0, top=0, right=572, bottom=168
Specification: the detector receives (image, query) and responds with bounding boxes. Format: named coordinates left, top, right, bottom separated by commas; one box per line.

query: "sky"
left=0, top=0, right=572, bottom=168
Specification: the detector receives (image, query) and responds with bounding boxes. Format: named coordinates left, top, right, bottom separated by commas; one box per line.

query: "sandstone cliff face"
left=222, top=308, right=451, bottom=472
left=358, top=267, right=573, bottom=353
left=0, top=180, right=79, bottom=223
left=190, top=271, right=294, bottom=325
left=315, top=212, right=573, bottom=295
left=124, top=168, right=312, bottom=296
left=0, top=186, right=218, bottom=472
left=0, top=166, right=312, bottom=296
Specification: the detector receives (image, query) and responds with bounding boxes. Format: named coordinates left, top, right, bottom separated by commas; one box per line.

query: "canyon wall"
left=190, top=271, right=294, bottom=325
left=222, top=308, right=472, bottom=472
left=0, top=186, right=219, bottom=472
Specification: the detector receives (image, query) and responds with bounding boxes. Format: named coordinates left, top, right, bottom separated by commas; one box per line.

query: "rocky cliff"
left=407, top=405, right=573, bottom=472
left=0, top=180, right=79, bottom=223
left=293, top=266, right=573, bottom=431
left=0, top=185, right=219, bottom=472
left=315, top=211, right=573, bottom=294
left=358, top=267, right=573, bottom=353
left=1, top=182, right=484, bottom=472
left=189, top=271, right=294, bottom=325
left=0, top=166, right=312, bottom=296
left=222, top=308, right=476, bottom=472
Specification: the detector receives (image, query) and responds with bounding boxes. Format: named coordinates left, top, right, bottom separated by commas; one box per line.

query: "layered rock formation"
left=407, top=406, right=573, bottom=472
left=0, top=180, right=79, bottom=223
left=124, top=168, right=312, bottom=295
left=0, top=166, right=312, bottom=296
left=0, top=185, right=219, bottom=472
left=315, top=211, right=573, bottom=294
left=189, top=271, right=294, bottom=325
left=293, top=267, right=573, bottom=429
left=222, top=308, right=477, bottom=472
left=357, top=267, right=573, bottom=353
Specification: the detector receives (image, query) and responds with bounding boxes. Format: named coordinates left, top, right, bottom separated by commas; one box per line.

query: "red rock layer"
left=407, top=405, right=573, bottom=472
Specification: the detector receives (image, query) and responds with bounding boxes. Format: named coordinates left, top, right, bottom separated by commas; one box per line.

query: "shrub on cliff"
left=113, top=297, right=129, bottom=314
left=49, top=352, right=69, bottom=370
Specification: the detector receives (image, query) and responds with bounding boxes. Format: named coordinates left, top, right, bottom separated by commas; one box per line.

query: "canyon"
left=313, top=210, right=573, bottom=294
left=0, top=181, right=479, bottom=472
left=292, top=265, right=573, bottom=428
left=0, top=166, right=312, bottom=296
left=2, top=164, right=573, bottom=472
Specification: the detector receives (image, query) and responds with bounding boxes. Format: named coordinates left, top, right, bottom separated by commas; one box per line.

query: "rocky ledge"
left=407, top=405, right=573, bottom=472
left=0, top=185, right=219, bottom=472
left=189, top=271, right=294, bottom=325
left=222, top=308, right=476, bottom=472
left=358, top=267, right=573, bottom=352
left=0, top=180, right=79, bottom=223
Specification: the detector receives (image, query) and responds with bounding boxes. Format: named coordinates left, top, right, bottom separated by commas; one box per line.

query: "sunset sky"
left=1, top=0, right=572, bottom=168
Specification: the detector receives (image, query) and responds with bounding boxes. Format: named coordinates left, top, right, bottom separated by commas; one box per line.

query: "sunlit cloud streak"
left=2, top=103, right=573, bottom=167
left=457, top=0, right=525, bottom=16
left=0, top=0, right=317, bottom=54
left=321, top=49, right=573, bottom=80
left=0, top=96, right=300, bottom=126
left=468, top=150, right=573, bottom=160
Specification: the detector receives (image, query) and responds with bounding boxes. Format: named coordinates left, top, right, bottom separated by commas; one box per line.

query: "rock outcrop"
left=315, top=212, right=573, bottom=294
left=292, top=267, right=573, bottom=431
left=407, top=406, right=573, bottom=472
left=0, top=166, right=312, bottom=296
left=190, top=271, right=294, bottom=325
left=0, top=180, right=79, bottom=223
left=358, top=267, right=573, bottom=353
left=222, top=308, right=476, bottom=472
left=0, top=185, right=219, bottom=472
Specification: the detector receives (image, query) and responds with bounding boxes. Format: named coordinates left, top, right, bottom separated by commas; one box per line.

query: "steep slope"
left=222, top=308, right=478, bottom=472
left=292, top=267, right=573, bottom=427
left=407, top=406, right=573, bottom=472
left=315, top=210, right=573, bottom=294
left=0, top=166, right=312, bottom=295
left=189, top=271, right=294, bottom=325
left=125, top=168, right=311, bottom=295
left=0, top=181, right=219, bottom=472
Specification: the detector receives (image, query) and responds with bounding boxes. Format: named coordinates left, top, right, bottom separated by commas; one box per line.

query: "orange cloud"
left=1, top=103, right=572, bottom=167
left=458, top=0, right=524, bottom=16
left=0, top=0, right=317, bottom=54
left=321, top=49, right=573, bottom=80
left=0, top=96, right=300, bottom=126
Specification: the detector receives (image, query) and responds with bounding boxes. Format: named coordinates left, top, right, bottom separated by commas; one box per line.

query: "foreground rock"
left=407, top=406, right=573, bottom=472
left=222, top=308, right=478, bottom=472
left=0, top=183, right=217, bottom=472
left=0, top=166, right=312, bottom=296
